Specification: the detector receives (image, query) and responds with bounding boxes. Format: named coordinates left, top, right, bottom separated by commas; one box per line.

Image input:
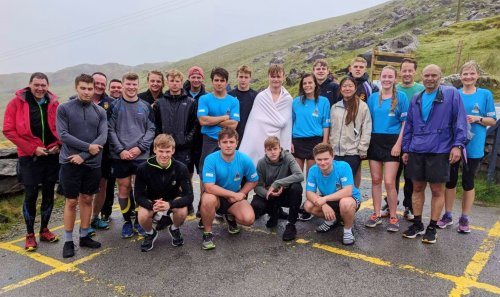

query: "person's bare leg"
left=429, top=183, right=445, bottom=221
left=369, top=160, right=383, bottom=216
left=201, top=193, right=219, bottom=233
left=383, top=162, right=400, bottom=218
left=412, top=181, right=427, bottom=216
left=79, top=194, right=94, bottom=229
left=228, top=201, right=255, bottom=226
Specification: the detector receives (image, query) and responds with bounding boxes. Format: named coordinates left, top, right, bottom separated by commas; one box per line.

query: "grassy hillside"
left=1, top=0, right=499, bottom=143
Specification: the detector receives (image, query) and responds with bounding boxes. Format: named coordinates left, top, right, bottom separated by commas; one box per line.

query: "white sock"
left=325, top=220, right=335, bottom=226
left=344, top=228, right=352, bottom=233
left=171, top=225, right=179, bottom=230
left=145, top=229, right=154, bottom=235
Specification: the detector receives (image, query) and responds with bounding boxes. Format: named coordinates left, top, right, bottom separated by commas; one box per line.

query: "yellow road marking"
left=0, top=242, right=71, bottom=269
left=313, top=243, right=392, bottom=267
left=448, top=221, right=500, bottom=297
left=0, top=248, right=111, bottom=294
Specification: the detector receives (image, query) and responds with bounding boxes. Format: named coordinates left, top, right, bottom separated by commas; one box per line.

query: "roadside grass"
left=0, top=192, right=65, bottom=238
left=456, top=173, right=500, bottom=207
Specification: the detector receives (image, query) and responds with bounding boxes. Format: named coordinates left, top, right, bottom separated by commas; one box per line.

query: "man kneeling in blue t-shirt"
left=200, top=128, right=259, bottom=250
left=304, top=143, right=361, bottom=245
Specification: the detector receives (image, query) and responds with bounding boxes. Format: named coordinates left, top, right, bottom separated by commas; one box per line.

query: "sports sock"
left=343, top=228, right=352, bottom=233
left=171, top=225, right=179, bottom=230
left=460, top=214, right=469, bottom=221
left=413, top=215, right=423, bottom=227
left=64, top=230, right=73, bottom=242
left=145, top=229, right=154, bottom=235
left=325, top=220, right=335, bottom=226
left=429, top=220, right=438, bottom=228
left=80, top=228, right=89, bottom=238
left=118, top=197, right=133, bottom=223
left=445, top=211, right=452, bottom=218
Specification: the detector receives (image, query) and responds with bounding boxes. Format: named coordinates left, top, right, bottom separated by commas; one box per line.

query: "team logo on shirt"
left=340, top=177, right=347, bottom=183
left=307, top=182, right=316, bottom=188
left=103, top=102, right=109, bottom=110
left=487, top=111, right=495, bottom=117
left=312, top=108, right=319, bottom=117
left=205, top=172, right=214, bottom=177
left=234, top=172, right=241, bottom=182
left=198, top=108, right=206, bottom=112
left=251, top=172, right=258, bottom=179
left=472, top=103, right=480, bottom=114
left=388, top=110, right=396, bottom=117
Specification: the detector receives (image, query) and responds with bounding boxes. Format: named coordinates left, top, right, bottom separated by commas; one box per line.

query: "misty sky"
left=0, top=0, right=388, bottom=74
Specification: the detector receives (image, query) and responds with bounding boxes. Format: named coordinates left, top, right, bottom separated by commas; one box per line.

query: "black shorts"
left=326, top=197, right=360, bottom=219
left=174, top=149, right=193, bottom=174
left=59, top=163, right=101, bottom=198
left=17, top=155, right=60, bottom=186
left=216, top=197, right=246, bottom=214
left=406, top=153, right=450, bottom=183
left=446, top=157, right=481, bottom=191
left=110, top=159, right=145, bottom=179
left=334, top=155, right=361, bottom=177
left=199, top=135, right=219, bottom=172
left=368, top=133, right=400, bottom=162
left=292, top=136, right=323, bottom=160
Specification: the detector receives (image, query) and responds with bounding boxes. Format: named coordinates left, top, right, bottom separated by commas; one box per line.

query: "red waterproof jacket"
left=2, top=88, right=60, bottom=156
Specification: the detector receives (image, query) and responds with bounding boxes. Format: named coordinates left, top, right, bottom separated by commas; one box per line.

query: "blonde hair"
left=379, top=66, right=398, bottom=112
left=237, top=65, right=252, bottom=76
left=350, top=57, right=367, bottom=66
left=166, top=69, right=184, bottom=81
left=460, top=60, right=480, bottom=75
left=154, top=134, right=175, bottom=149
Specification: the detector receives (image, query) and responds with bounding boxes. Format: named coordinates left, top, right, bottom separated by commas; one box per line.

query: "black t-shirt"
left=228, top=88, right=258, bottom=141
left=26, top=90, right=56, bottom=146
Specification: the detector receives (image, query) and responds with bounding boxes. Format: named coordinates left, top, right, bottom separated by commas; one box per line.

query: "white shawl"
left=239, top=86, right=293, bottom=165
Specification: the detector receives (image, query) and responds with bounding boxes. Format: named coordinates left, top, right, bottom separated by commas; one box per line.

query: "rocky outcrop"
left=0, top=148, right=22, bottom=196
left=376, top=33, right=418, bottom=53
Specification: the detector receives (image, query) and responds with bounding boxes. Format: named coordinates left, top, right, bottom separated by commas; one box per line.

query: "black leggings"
left=446, top=158, right=481, bottom=191
left=23, top=183, right=55, bottom=234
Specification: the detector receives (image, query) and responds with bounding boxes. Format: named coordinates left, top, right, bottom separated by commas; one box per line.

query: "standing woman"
left=315, top=77, right=372, bottom=233
left=365, top=66, right=409, bottom=232
left=438, top=60, right=496, bottom=233
left=292, top=73, right=331, bottom=174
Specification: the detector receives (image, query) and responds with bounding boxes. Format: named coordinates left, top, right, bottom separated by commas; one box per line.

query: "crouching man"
left=200, top=128, right=258, bottom=250
left=251, top=136, right=304, bottom=241
left=304, top=143, right=361, bottom=245
left=136, top=134, right=194, bottom=252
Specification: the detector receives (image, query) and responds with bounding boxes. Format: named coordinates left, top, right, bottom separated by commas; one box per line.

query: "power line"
left=0, top=0, right=202, bottom=62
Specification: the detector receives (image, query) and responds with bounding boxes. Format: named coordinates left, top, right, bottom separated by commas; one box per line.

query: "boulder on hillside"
left=412, top=27, right=424, bottom=35
left=305, top=50, right=326, bottom=63
left=286, top=68, right=305, bottom=86
left=442, top=21, right=454, bottom=27
left=376, top=33, right=418, bottom=53
left=0, top=147, right=17, bottom=159
left=441, top=74, right=499, bottom=89
left=346, top=37, right=375, bottom=50
left=269, top=56, right=284, bottom=65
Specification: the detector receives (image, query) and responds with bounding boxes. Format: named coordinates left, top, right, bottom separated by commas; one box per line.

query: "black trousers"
left=251, top=183, right=302, bottom=224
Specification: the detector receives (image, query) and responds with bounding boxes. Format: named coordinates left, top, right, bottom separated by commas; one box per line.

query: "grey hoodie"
left=254, top=149, right=304, bottom=198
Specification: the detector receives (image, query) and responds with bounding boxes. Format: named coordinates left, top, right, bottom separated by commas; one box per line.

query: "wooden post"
left=454, top=40, right=463, bottom=73
left=456, top=0, right=462, bottom=23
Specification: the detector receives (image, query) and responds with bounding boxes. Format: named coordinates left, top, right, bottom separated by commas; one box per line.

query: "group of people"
left=3, top=55, right=496, bottom=257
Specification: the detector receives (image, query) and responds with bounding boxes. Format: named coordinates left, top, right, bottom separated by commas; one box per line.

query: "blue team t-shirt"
left=306, top=160, right=361, bottom=203
left=421, top=90, right=437, bottom=122
left=459, top=88, right=497, bottom=158
left=292, top=96, right=331, bottom=138
left=367, top=91, right=409, bottom=134
left=197, top=93, right=240, bottom=139
left=202, top=150, right=258, bottom=192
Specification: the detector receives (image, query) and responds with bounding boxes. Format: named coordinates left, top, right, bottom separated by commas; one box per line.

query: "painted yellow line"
left=448, top=221, right=500, bottom=297
left=358, top=199, right=373, bottom=210
left=0, top=242, right=71, bottom=269
left=0, top=248, right=111, bottom=295
left=313, top=243, right=392, bottom=267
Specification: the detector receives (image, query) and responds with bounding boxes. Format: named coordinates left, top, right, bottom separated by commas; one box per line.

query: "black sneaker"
left=225, top=214, right=240, bottom=234
left=298, top=212, right=313, bottom=221
left=278, top=208, right=289, bottom=220
left=141, top=229, right=158, bottom=252
left=422, top=226, right=437, bottom=244
left=62, top=241, right=75, bottom=258
left=168, top=226, right=184, bottom=246
left=266, top=216, right=278, bottom=228
left=156, top=214, right=173, bottom=231
left=402, top=223, right=425, bottom=239
left=282, top=223, right=297, bottom=241
left=79, top=236, right=101, bottom=249
left=198, top=219, right=204, bottom=229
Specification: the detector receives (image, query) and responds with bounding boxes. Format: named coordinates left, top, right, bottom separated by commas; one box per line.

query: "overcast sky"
left=0, top=0, right=388, bottom=74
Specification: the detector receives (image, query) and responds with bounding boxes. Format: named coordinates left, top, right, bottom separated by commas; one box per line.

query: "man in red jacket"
left=3, top=72, right=61, bottom=251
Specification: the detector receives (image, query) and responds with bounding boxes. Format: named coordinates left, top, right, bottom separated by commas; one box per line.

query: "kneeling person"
left=135, top=134, right=193, bottom=252
left=304, top=143, right=361, bottom=245
left=251, top=136, right=304, bottom=241
left=200, top=128, right=258, bottom=250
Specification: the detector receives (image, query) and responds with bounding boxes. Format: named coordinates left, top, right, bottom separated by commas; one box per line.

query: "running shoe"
left=141, top=229, right=158, bottom=252
left=79, top=235, right=101, bottom=249
left=169, top=226, right=184, bottom=246
left=316, top=221, right=336, bottom=233
left=457, top=216, right=471, bottom=233
left=365, top=213, right=382, bottom=228
left=437, top=214, right=453, bottom=229
left=63, top=241, right=75, bottom=258
left=381, top=198, right=400, bottom=217
left=402, top=223, right=425, bottom=239
left=39, top=228, right=59, bottom=242
left=134, top=222, right=146, bottom=236
left=343, top=231, right=355, bottom=245
left=122, top=222, right=134, bottom=238
left=91, top=217, right=110, bottom=230
left=202, top=232, right=215, bottom=250
left=225, top=214, right=240, bottom=234
left=386, top=217, right=400, bottom=232
left=88, top=227, right=96, bottom=237
left=282, top=223, right=297, bottom=241
left=403, top=208, right=414, bottom=221
left=198, top=219, right=204, bottom=229
left=101, top=214, right=112, bottom=223
left=298, top=211, right=313, bottom=221
left=25, top=233, right=37, bottom=251
left=422, top=226, right=437, bottom=244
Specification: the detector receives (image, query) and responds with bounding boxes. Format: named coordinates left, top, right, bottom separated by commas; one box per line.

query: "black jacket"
left=154, top=90, right=197, bottom=150
left=183, top=81, right=207, bottom=152
left=138, top=89, right=162, bottom=105
left=319, top=78, right=340, bottom=107
left=134, top=157, right=194, bottom=210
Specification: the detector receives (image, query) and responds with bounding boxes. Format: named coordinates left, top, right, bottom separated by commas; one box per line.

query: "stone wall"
left=0, top=148, right=23, bottom=196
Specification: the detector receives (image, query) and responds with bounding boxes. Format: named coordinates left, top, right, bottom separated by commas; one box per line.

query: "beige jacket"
left=329, top=100, right=372, bottom=156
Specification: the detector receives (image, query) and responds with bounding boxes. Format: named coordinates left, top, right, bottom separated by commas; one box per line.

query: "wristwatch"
left=479, top=117, right=484, bottom=123
left=454, top=145, right=464, bottom=150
